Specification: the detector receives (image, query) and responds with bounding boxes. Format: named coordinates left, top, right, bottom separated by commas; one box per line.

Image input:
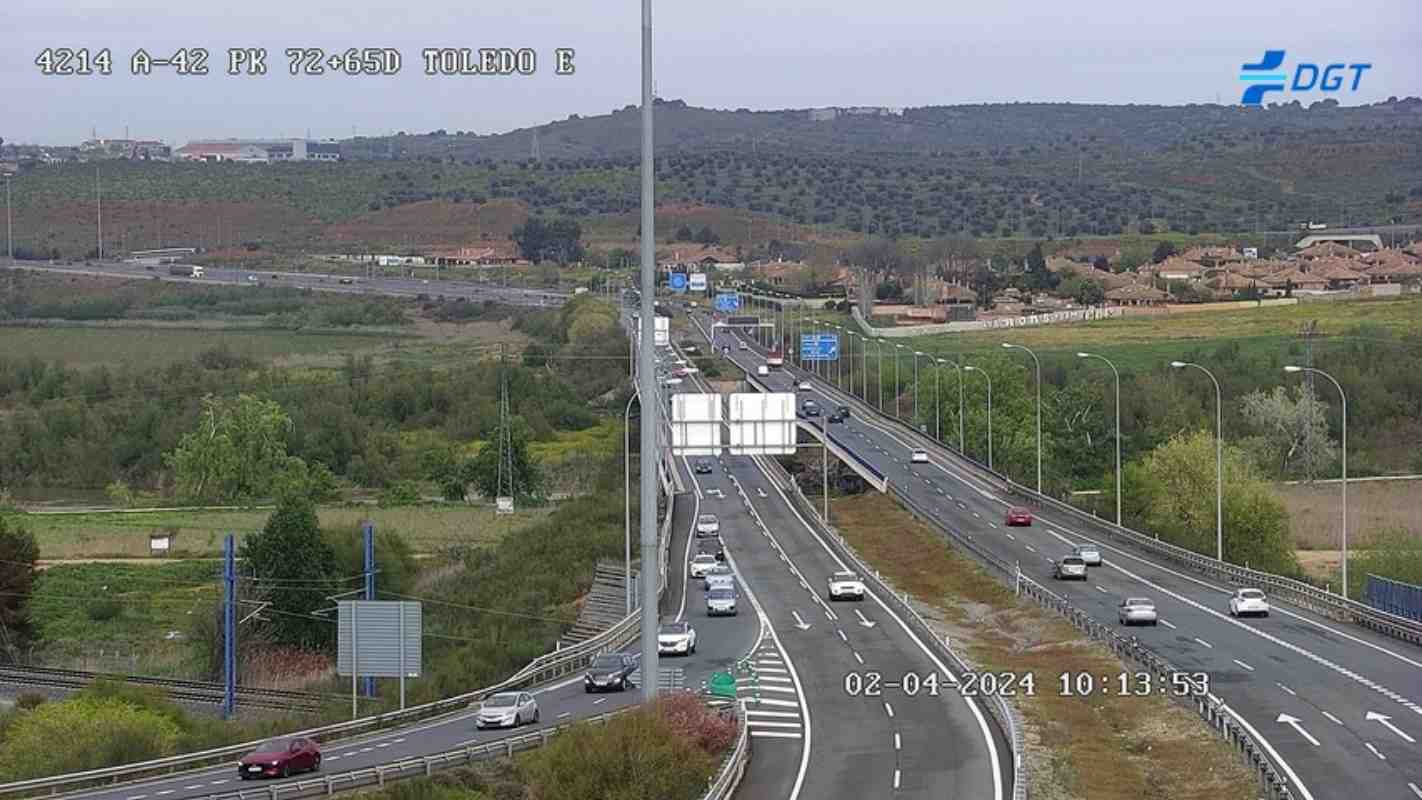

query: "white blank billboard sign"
left=672, top=393, right=722, bottom=456
left=728, top=393, right=796, bottom=455
left=689, top=273, right=708, bottom=292
left=633, top=315, right=671, bottom=347
left=337, top=601, right=422, bottom=678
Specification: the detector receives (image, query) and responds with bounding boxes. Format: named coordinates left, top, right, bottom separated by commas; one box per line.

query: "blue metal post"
left=362, top=521, right=375, bottom=698
left=223, top=533, right=236, bottom=720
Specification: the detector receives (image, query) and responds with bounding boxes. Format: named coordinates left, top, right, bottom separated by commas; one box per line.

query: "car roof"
left=1238, top=588, right=1265, bottom=596
left=660, top=621, right=688, bottom=632
left=832, top=571, right=858, bottom=579
left=1074, top=543, right=1099, bottom=550
left=699, top=513, right=717, bottom=520
left=1124, top=597, right=1153, bottom=605
left=692, top=553, right=717, bottom=561
left=1061, top=556, right=1085, bottom=562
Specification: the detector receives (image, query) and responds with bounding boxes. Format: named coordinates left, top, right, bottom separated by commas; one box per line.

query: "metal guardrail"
left=787, top=361, right=1422, bottom=648
left=699, top=700, right=749, bottom=800
left=0, top=488, right=680, bottom=800
left=754, top=456, right=1028, bottom=800
left=0, top=666, right=331, bottom=713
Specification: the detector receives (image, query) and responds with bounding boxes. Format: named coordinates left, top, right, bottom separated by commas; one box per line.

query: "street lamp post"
left=5, top=176, right=12, bottom=262
left=1002, top=343, right=1042, bottom=493
left=1078, top=353, right=1122, bottom=527
left=1286, top=365, right=1349, bottom=597
left=893, top=344, right=906, bottom=418
left=1171, top=361, right=1223, bottom=560
left=965, top=366, right=992, bottom=470
left=623, top=391, right=638, bottom=614
left=939, top=358, right=965, bottom=452
left=911, top=350, right=921, bottom=425
left=874, top=338, right=885, bottom=411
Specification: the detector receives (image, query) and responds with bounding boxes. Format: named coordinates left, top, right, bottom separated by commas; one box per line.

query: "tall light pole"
left=623, top=391, right=639, bottom=614
left=95, top=167, right=103, bottom=261
left=636, top=0, right=660, bottom=700
left=5, top=175, right=12, bottom=262
left=1002, top=343, right=1041, bottom=493
left=893, top=344, right=906, bottom=418
left=911, top=350, right=922, bottom=424
left=1171, top=361, right=1223, bottom=561
left=1286, top=365, right=1348, bottom=597
left=1077, top=352, right=1122, bottom=526
left=834, top=326, right=844, bottom=389
left=965, top=365, right=992, bottom=469
left=874, top=338, right=885, bottom=411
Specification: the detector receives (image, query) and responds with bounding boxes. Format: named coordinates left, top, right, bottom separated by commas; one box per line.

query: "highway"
left=691, top=309, right=1422, bottom=800
left=660, top=342, right=1010, bottom=800
left=40, top=443, right=762, bottom=800
left=2, top=260, right=570, bottom=308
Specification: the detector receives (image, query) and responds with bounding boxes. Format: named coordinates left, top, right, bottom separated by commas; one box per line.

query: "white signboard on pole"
left=689, top=273, right=708, bottom=292
left=337, top=600, right=422, bottom=712
left=727, top=392, right=797, bottom=455
left=672, top=393, right=722, bottom=456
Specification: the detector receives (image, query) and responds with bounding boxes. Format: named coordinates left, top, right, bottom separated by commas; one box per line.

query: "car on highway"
left=689, top=553, right=719, bottom=578
left=1118, top=597, right=1158, bottom=626
left=475, top=691, right=539, bottom=728
left=693, top=459, right=714, bottom=474
left=802, top=400, right=821, bottom=417
left=757, top=365, right=770, bottom=376
left=797, top=380, right=812, bottom=391
left=246, top=274, right=259, bottom=283
left=584, top=653, right=638, bottom=692
left=238, top=737, right=321, bottom=779
left=703, top=565, right=735, bottom=591
left=1228, top=588, right=1270, bottom=618
left=827, top=570, right=867, bottom=601
left=695, top=514, right=720, bottom=537
left=1005, top=507, right=1033, bottom=526
left=1073, top=543, right=1102, bottom=566
left=1052, top=556, right=1088, bottom=581
left=739, top=340, right=749, bottom=351
left=338, top=277, right=354, bottom=284
left=910, top=448, right=930, bottom=464
left=828, top=407, right=848, bottom=423
left=706, top=586, right=738, bottom=616
left=657, top=621, right=697, bottom=656
left=662, top=377, right=683, bottom=387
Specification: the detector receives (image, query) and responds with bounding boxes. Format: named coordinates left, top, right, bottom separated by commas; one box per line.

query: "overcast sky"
left=5, top=0, right=1419, bottom=145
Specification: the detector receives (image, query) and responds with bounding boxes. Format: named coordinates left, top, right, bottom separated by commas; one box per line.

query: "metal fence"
left=1363, top=574, right=1422, bottom=622
left=0, top=477, right=680, bottom=800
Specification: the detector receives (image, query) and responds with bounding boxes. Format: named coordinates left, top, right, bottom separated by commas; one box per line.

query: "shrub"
left=379, top=480, right=423, bottom=507
left=0, top=695, right=182, bottom=780
left=14, top=692, right=47, bottom=710
left=85, top=599, right=122, bottom=622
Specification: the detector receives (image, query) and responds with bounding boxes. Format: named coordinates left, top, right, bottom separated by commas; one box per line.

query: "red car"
left=238, top=737, right=321, bottom=780
left=1005, top=507, right=1033, bottom=527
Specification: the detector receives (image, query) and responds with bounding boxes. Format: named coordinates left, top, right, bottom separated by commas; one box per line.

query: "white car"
left=657, top=621, right=697, bottom=656
left=1118, top=597, right=1158, bottom=626
left=706, top=587, right=738, bottom=616
left=1228, top=588, right=1270, bottom=618
left=704, top=567, right=735, bottom=592
left=910, top=449, right=930, bottom=464
left=475, top=691, right=539, bottom=728
left=689, top=554, right=719, bottom=578
left=757, top=365, right=770, bottom=376
left=695, top=514, right=720, bottom=537
left=797, top=380, right=811, bottom=391
left=827, top=570, right=867, bottom=601
left=738, top=341, right=749, bottom=351
left=1072, top=544, right=1102, bottom=566
left=662, top=377, right=683, bottom=386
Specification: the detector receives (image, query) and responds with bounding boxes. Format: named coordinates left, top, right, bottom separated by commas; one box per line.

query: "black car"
left=828, top=409, right=847, bottom=423
left=802, top=400, right=821, bottom=417
left=584, top=653, right=638, bottom=693
left=693, top=459, right=714, bottom=475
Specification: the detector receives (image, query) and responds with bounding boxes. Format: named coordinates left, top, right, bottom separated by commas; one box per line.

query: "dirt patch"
left=831, top=492, right=1256, bottom=800
left=1272, top=479, right=1422, bottom=549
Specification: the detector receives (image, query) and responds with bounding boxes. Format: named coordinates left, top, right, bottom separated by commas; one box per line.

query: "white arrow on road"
left=854, top=609, right=877, bottom=628
left=791, top=611, right=812, bottom=631
left=1277, top=714, right=1320, bottom=746
left=1366, top=711, right=1416, bottom=743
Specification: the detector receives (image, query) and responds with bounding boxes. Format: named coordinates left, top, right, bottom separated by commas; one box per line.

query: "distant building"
left=1105, top=283, right=1169, bottom=306
left=79, top=138, right=171, bottom=161
left=176, top=139, right=341, bottom=163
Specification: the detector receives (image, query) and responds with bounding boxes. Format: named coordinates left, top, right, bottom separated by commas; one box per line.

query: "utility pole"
left=95, top=167, right=103, bottom=261
left=5, top=176, right=12, bottom=261
left=637, top=0, right=660, bottom=701
left=223, top=533, right=236, bottom=720
left=362, top=522, right=376, bottom=699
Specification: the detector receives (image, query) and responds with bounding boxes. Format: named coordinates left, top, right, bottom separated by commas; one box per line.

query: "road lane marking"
left=376, top=742, right=390, bottom=747
left=746, top=720, right=803, bottom=728
left=210, top=781, right=227, bottom=786
left=128, top=795, right=148, bottom=799
left=1005, top=533, right=1014, bottom=540
left=326, top=756, right=340, bottom=761
left=1194, top=638, right=1214, bottom=649
left=1277, top=714, right=1319, bottom=746
left=884, top=702, right=894, bottom=718
left=1364, top=742, right=1385, bottom=760
left=1233, top=659, right=1255, bottom=671
left=1278, top=683, right=1297, bottom=696
left=1159, top=619, right=1177, bottom=629
left=853, top=651, right=864, bottom=664
left=392, top=738, right=405, bottom=743
left=837, top=628, right=848, bottom=642
left=893, top=769, right=901, bottom=789
left=156, top=792, right=173, bottom=796
left=746, top=697, right=799, bottom=708
left=1094, top=585, right=1108, bottom=593
left=184, top=786, right=203, bottom=790
left=1321, top=711, right=1343, bottom=725
left=1025, top=545, right=1036, bottom=553
left=894, top=732, right=901, bottom=750
left=593, top=698, right=606, bottom=704
left=750, top=730, right=803, bottom=739
left=746, top=710, right=801, bottom=718
left=1407, top=782, right=1422, bottom=798
left=758, top=666, right=789, bottom=674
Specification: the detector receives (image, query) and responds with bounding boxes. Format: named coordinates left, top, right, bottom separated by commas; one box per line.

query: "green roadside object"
left=709, top=670, right=738, bottom=698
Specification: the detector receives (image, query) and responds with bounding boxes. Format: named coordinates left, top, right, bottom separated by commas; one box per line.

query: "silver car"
left=706, top=587, right=738, bottom=616
left=695, top=514, right=720, bottom=538
left=475, top=691, right=538, bottom=729
left=1073, top=544, right=1102, bottom=566
left=1118, top=597, right=1158, bottom=626
left=704, top=568, right=735, bottom=593
left=1053, top=556, right=1088, bottom=581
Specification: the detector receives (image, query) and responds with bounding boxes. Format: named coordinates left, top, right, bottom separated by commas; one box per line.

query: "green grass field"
left=0, top=326, right=397, bottom=369
left=907, top=295, right=1422, bottom=373
left=13, top=504, right=547, bottom=559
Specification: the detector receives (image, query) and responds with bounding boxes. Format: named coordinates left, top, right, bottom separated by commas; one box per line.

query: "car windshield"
left=833, top=572, right=857, bottom=581
left=1062, top=557, right=1085, bottom=565
left=708, top=588, right=735, bottom=600
left=1240, top=590, right=1265, bottom=599
left=1126, top=598, right=1153, bottom=607
left=660, top=623, right=688, bottom=635
left=256, top=739, right=292, bottom=752
left=1076, top=545, right=1098, bottom=552
left=692, top=555, right=716, bottom=563
left=591, top=656, right=624, bottom=670
left=483, top=693, right=520, bottom=708
left=699, top=515, right=716, bottom=524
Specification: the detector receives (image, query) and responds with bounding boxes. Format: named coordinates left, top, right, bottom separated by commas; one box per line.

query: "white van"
left=757, top=365, right=770, bottom=376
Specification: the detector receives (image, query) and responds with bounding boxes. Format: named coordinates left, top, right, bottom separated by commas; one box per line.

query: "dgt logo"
left=1239, top=50, right=1371, bottom=106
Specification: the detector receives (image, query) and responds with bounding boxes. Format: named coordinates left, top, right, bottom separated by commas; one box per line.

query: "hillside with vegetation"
left=5, top=100, right=1420, bottom=257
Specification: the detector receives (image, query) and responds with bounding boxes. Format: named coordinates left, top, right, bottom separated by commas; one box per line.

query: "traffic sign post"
left=800, top=332, right=840, bottom=361
left=715, top=293, right=741, bottom=313
left=669, top=273, right=688, bottom=293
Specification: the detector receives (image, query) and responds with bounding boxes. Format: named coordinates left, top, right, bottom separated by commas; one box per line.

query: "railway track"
left=0, top=665, right=334, bottom=712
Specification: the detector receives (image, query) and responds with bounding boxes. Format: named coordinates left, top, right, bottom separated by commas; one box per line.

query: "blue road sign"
left=669, top=273, right=687, bottom=292
left=715, top=293, right=741, bottom=312
left=799, top=333, right=840, bottom=361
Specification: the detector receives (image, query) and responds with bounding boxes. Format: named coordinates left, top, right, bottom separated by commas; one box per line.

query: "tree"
left=1060, top=276, right=1104, bottom=306
left=1151, top=241, right=1177, bottom=263
left=0, top=517, right=38, bottom=655
left=674, top=224, right=694, bottom=242
left=238, top=497, right=337, bottom=648
left=164, top=394, right=301, bottom=504
left=1348, top=527, right=1422, bottom=599
left=1026, top=242, right=1047, bottom=274
left=465, top=418, right=544, bottom=503
left=512, top=216, right=584, bottom=264
left=1239, top=385, right=1337, bottom=480
left=424, top=445, right=467, bottom=502
left=694, top=225, right=720, bottom=245
left=1129, top=430, right=1298, bottom=575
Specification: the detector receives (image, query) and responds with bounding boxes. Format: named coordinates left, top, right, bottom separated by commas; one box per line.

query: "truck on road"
left=168, top=265, right=204, bottom=278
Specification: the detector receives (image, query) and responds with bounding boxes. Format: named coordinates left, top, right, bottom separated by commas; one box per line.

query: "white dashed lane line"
left=1278, top=683, right=1298, bottom=696
left=884, top=702, right=895, bottom=718
left=1233, top=659, right=1255, bottom=671
left=1364, top=743, right=1386, bottom=760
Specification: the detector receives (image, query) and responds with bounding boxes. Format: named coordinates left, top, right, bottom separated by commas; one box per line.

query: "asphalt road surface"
left=691, top=309, right=1422, bottom=800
